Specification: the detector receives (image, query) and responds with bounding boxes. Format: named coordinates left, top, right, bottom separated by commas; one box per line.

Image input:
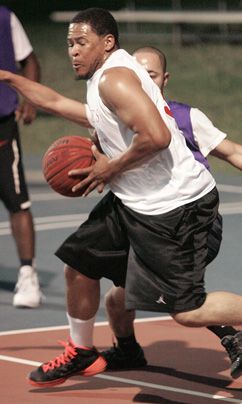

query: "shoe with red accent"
left=27, top=337, right=107, bottom=387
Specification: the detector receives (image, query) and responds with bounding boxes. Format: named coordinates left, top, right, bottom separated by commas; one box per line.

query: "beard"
left=73, top=55, right=104, bottom=81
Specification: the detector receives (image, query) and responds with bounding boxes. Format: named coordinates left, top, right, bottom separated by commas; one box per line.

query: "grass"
left=19, top=21, right=242, bottom=174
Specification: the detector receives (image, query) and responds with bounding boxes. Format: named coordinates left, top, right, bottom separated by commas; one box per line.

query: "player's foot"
left=13, top=265, right=43, bottom=308
left=102, top=342, right=147, bottom=370
left=27, top=337, right=107, bottom=387
left=221, top=331, right=242, bottom=379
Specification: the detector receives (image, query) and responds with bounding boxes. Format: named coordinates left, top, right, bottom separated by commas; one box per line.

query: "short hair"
left=133, top=46, right=167, bottom=73
left=71, top=8, right=120, bottom=48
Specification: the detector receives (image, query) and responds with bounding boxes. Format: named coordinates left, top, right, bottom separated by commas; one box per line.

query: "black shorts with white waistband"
left=55, top=187, right=219, bottom=314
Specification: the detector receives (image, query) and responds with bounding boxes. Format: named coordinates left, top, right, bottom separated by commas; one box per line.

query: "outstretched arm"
left=0, top=69, right=91, bottom=128
left=210, top=139, right=242, bottom=170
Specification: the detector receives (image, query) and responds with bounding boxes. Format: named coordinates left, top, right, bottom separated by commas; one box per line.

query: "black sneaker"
left=221, top=331, right=242, bottom=379
left=102, top=343, right=147, bottom=370
left=27, top=337, right=107, bottom=387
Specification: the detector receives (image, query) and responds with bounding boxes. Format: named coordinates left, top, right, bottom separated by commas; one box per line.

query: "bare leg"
left=103, top=285, right=147, bottom=369
left=65, top=265, right=100, bottom=320
left=172, top=291, right=242, bottom=327
left=105, top=285, right=135, bottom=337
left=9, top=209, right=35, bottom=260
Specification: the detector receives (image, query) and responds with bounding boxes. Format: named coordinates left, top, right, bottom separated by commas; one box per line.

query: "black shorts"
left=0, top=114, right=30, bottom=212
left=206, top=212, right=222, bottom=265
left=56, top=187, right=219, bottom=314
left=56, top=191, right=130, bottom=287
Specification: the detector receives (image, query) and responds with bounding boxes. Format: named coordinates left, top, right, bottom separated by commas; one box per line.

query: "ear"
left=163, top=72, right=169, bottom=88
left=105, top=34, right=116, bottom=52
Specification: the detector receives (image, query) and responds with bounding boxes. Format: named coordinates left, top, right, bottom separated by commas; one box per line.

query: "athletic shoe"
left=221, top=331, right=242, bottom=379
left=102, top=342, right=147, bottom=370
left=27, top=337, right=107, bottom=387
left=13, top=265, right=42, bottom=308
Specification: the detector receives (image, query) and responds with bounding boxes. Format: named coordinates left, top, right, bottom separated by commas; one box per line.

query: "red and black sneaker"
left=27, top=337, right=107, bottom=387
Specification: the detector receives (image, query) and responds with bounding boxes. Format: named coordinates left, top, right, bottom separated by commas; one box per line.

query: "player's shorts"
left=0, top=114, right=30, bottom=212
left=55, top=191, right=130, bottom=287
left=55, top=187, right=219, bottom=314
left=206, top=212, right=222, bottom=265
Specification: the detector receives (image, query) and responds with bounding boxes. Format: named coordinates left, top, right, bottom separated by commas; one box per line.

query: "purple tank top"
left=167, top=101, right=210, bottom=171
left=0, top=6, right=18, bottom=118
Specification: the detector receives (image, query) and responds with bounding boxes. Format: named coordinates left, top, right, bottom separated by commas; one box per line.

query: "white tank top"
left=87, top=49, right=215, bottom=215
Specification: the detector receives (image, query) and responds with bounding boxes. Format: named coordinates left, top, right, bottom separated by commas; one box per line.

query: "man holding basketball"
left=102, top=46, right=242, bottom=377
left=1, top=8, right=242, bottom=388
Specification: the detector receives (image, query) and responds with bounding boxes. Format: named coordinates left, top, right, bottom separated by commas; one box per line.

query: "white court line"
left=0, top=352, right=240, bottom=403
left=0, top=317, right=241, bottom=403
left=29, top=184, right=242, bottom=201
left=0, top=201, right=242, bottom=235
left=0, top=316, right=171, bottom=336
left=217, top=184, right=242, bottom=194
left=30, top=188, right=108, bottom=201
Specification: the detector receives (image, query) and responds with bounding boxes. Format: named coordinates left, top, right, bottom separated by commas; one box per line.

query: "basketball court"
left=0, top=156, right=242, bottom=403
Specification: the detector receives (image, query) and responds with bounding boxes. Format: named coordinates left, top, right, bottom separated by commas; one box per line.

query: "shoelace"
left=42, top=340, right=77, bottom=372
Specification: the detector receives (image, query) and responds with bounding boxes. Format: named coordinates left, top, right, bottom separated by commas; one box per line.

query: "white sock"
left=67, top=312, right=95, bottom=348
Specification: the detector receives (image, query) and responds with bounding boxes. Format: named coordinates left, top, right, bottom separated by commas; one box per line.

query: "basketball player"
left=102, top=46, right=242, bottom=379
left=1, top=9, right=242, bottom=388
left=0, top=6, right=42, bottom=308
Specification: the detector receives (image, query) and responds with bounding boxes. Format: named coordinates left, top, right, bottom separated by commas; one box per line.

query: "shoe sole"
left=13, top=303, right=40, bottom=308
left=13, top=296, right=41, bottom=308
left=106, top=361, right=147, bottom=370
left=27, top=355, right=107, bottom=387
left=231, top=363, right=242, bottom=379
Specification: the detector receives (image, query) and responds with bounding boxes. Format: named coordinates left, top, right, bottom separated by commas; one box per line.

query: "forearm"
left=211, top=140, right=242, bottom=171
left=1, top=70, right=90, bottom=127
left=225, top=153, right=242, bottom=171
left=108, top=130, right=170, bottom=178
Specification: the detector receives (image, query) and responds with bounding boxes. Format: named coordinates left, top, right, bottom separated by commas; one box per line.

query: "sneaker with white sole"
left=13, top=265, right=42, bottom=308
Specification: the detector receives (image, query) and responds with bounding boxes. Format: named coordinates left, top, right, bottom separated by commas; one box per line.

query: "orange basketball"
left=42, top=136, right=95, bottom=197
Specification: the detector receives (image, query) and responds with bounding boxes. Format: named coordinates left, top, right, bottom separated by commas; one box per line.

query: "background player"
left=0, top=6, right=42, bottom=308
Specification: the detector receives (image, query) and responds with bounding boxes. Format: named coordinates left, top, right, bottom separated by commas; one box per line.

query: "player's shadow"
left=28, top=340, right=242, bottom=402
left=0, top=264, right=56, bottom=291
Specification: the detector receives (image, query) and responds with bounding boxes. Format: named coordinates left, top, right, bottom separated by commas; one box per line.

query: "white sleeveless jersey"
left=87, top=49, right=215, bottom=215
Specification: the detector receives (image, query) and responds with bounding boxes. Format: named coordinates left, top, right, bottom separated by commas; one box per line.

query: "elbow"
left=158, top=128, right=171, bottom=150
left=164, top=128, right=171, bottom=148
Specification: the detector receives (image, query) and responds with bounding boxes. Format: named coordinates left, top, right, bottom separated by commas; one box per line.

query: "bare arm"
left=15, top=52, right=41, bottom=124
left=99, top=67, right=171, bottom=174
left=70, top=67, right=171, bottom=196
left=0, top=69, right=91, bottom=128
left=210, top=139, right=242, bottom=171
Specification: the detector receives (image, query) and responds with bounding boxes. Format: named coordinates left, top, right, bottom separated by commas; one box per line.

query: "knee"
left=171, top=310, right=203, bottom=327
left=64, top=265, right=81, bottom=285
left=104, top=287, right=123, bottom=314
left=104, top=289, right=117, bottom=312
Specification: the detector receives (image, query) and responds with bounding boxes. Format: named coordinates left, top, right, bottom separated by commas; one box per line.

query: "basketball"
left=42, top=136, right=96, bottom=197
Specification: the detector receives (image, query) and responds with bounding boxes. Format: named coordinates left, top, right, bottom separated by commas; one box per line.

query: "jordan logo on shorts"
left=156, top=295, right=166, bottom=304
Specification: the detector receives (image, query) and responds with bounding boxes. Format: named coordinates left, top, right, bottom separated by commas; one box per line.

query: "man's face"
left=133, top=51, right=168, bottom=92
left=67, top=22, right=107, bottom=80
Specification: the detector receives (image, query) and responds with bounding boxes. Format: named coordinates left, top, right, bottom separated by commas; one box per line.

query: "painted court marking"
left=0, top=355, right=240, bottom=403
left=0, top=200, right=242, bottom=236
left=0, top=318, right=241, bottom=403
